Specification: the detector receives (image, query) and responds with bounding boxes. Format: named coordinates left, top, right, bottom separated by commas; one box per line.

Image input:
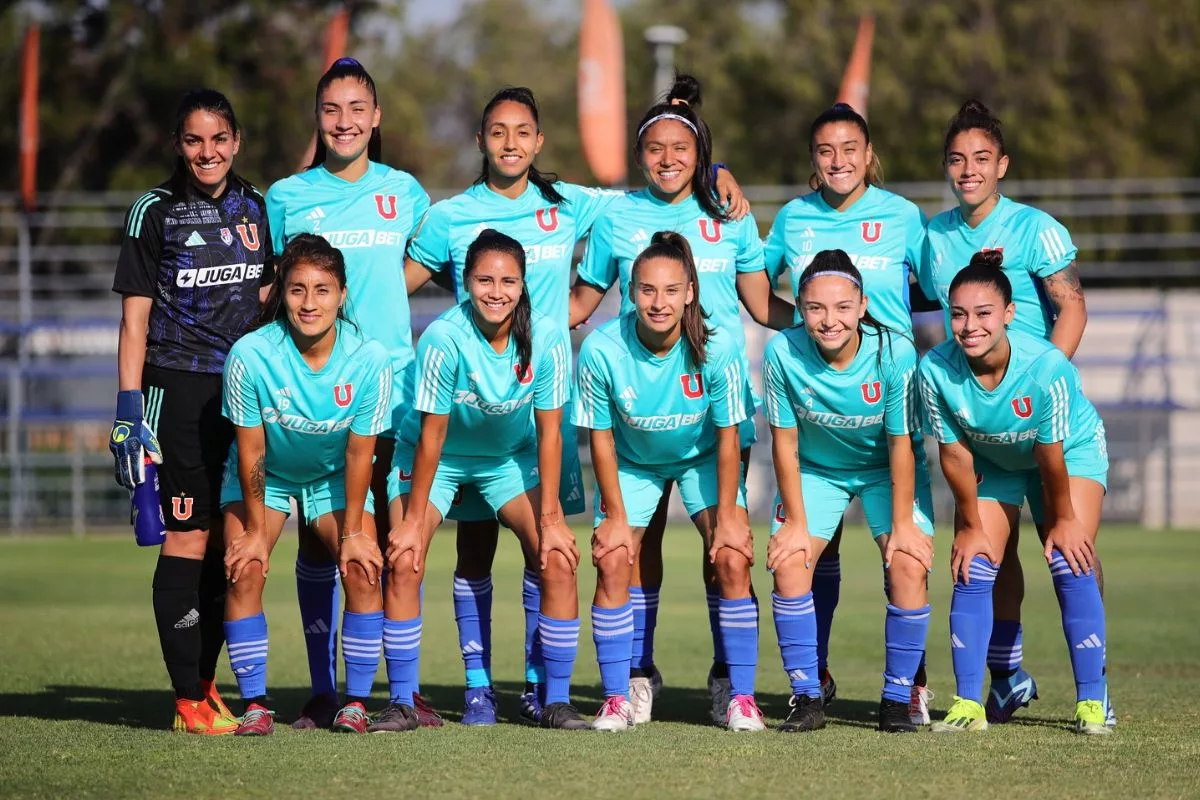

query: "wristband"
left=116, top=389, right=144, bottom=420
left=711, top=162, right=728, bottom=182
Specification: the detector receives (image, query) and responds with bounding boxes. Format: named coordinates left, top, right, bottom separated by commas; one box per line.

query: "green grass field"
left=2, top=525, right=1199, bottom=799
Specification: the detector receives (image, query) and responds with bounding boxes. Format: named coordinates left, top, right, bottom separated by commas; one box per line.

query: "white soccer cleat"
left=707, top=667, right=732, bottom=725
left=592, top=696, right=634, bottom=732
left=725, top=695, right=765, bottom=732
left=909, top=684, right=934, bottom=726
left=629, top=677, right=654, bottom=724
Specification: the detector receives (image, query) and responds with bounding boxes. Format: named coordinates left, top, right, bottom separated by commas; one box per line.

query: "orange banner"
left=578, top=0, right=626, bottom=186
left=298, top=5, right=350, bottom=171
left=20, top=24, right=40, bottom=212
left=836, top=14, right=875, bottom=119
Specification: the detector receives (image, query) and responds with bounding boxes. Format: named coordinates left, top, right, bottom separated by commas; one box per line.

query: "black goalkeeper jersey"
left=112, top=180, right=274, bottom=374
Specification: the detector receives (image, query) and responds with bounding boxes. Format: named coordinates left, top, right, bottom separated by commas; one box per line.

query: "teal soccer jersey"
left=572, top=314, right=747, bottom=466
left=407, top=181, right=620, bottom=338
left=575, top=190, right=765, bottom=349
left=919, top=195, right=1077, bottom=340
left=918, top=329, right=1105, bottom=473
left=265, top=162, right=430, bottom=411
left=222, top=319, right=393, bottom=485
left=763, top=186, right=926, bottom=334
left=761, top=327, right=919, bottom=474
left=401, top=304, right=569, bottom=457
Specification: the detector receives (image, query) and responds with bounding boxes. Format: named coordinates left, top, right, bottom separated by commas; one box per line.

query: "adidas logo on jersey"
left=630, top=228, right=650, bottom=244
left=801, top=226, right=816, bottom=238
left=184, top=231, right=206, bottom=247
left=306, top=207, right=326, bottom=231
left=175, top=608, right=200, bottom=629
left=471, top=222, right=493, bottom=238
left=304, top=618, right=330, bottom=636
left=620, top=386, right=638, bottom=402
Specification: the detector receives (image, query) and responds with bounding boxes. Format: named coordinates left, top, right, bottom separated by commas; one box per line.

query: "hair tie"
left=332, top=57, right=363, bottom=68
left=801, top=269, right=861, bottom=289
left=637, top=112, right=698, bottom=141
left=669, top=98, right=690, bottom=108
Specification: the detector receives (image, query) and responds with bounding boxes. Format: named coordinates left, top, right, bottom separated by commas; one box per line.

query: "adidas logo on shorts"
left=174, top=608, right=200, bottom=629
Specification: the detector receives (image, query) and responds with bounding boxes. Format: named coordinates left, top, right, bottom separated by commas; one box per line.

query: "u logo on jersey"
left=514, top=364, right=534, bottom=385
left=861, top=381, right=882, bottom=404
left=333, top=383, right=354, bottom=407
left=861, top=221, right=882, bottom=243
left=375, top=194, right=398, bottom=220
left=235, top=223, right=260, bottom=251
left=172, top=495, right=193, bottom=521
left=698, top=219, right=722, bottom=243
left=536, top=207, right=559, bottom=232
left=680, top=373, right=704, bottom=399
left=1011, top=396, right=1033, bottom=418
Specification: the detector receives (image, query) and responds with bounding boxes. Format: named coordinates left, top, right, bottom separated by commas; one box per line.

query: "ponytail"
left=631, top=230, right=712, bottom=366
left=949, top=249, right=1012, bottom=305
left=511, top=290, right=533, bottom=376
left=463, top=228, right=533, bottom=375
left=308, top=57, right=382, bottom=170
left=807, top=102, right=883, bottom=192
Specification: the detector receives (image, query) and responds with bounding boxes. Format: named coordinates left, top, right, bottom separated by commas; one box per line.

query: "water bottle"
left=131, top=457, right=167, bottom=547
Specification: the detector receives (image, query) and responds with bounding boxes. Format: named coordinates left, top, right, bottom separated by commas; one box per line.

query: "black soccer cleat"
left=539, top=702, right=592, bottom=730
left=877, top=698, right=918, bottom=733
left=777, top=694, right=826, bottom=733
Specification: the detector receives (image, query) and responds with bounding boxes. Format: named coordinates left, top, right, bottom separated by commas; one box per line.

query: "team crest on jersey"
left=514, top=364, right=534, bottom=385
left=333, top=383, right=354, bottom=407
left=774, top=503, right=787, bottom=524
left=172, top=495, right=194, bottom=521
left=220, top=227, right=233, bottom=246
left=375, top=194, right=398, bottom=220
left=698, top=219, right=722, bottom=243
left=398, top=467, right=413, bottom=482
left=1011, top=396, right=1033, bottom=418
left=236, top=223, right=260, bottom=251
left=861, top=381, right=882, bottom=404
left=536, top=207, right=559, bottom=232
left=680, top=373, right=704, bottom=399
left=861, top=221, right=882, bottom=243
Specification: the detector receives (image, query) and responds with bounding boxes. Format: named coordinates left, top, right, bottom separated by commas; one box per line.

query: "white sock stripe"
left=229, top=648, right=269, bottom=661
left=592, top=617, right=635, bottom=631
left=384, top=641, right=422, bottom=652
left=227, top=638, right=269, bottom=652
left=719, top=621, right=759, bottom=629
left=904, top=612, right=931, bottom=622
left=383, top=631, right=423, bottom=643
left=342, top=635, right=384, bottom=646
left=719, top=607, right=759, bottom=619
left=593, top=624, right=636, bottom=638
left=453, top=575, right=494, bottom=588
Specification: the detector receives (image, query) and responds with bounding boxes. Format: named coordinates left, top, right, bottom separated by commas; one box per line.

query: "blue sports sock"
left=988, top=620, right=1024, bottom=676
left=1049, top=551, right=1107, bottom=701
left=718, top=596, right=758, bottom=698
left=630, top=586, right=660, bottom=671
left=523, top=569, right=545, bottom=685
left=383, top=615, right=422, bottom=706
left=537, top=614, right=580, bottom=705
left=812, top=555, right=841, bottom=675
left=341, top=610, right=383, bottom=701
left=705, top=586, right=726, bottom=666
left=453, top=573, right=493, bottom=688
left=225, top=612, right=268, bottom=700
left=592, top=602, right=634, bottom=698
left=772, top=592, right=820, bottom=698
left=295, top=556, right=339, bottom=698
left=883, top=604, right=931, bottom=703
left=949, top=556, right=997, bottom=703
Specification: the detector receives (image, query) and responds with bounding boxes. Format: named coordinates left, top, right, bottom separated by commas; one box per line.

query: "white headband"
left=802, top=270, right=861, bottom=289
left=637, top=112, right=699, bottom=141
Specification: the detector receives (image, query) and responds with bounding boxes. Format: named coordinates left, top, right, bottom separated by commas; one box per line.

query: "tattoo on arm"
left=1044, top=262, right=1084, bottom=309
left=250, top=455, right=266, bottom=501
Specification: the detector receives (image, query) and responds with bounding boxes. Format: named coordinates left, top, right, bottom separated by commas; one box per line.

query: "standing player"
left=762, top=102, right=935, bottom=723
left=917, top=101, right=1097, bottom=725
left=111, top=89, right=271, bottom=734
left=374, top=229, right=589, bottom=731
left=919, top=251, right=1110, bottom=735
left=760, top=251, right=933, bottom=734
left=266, top=57, right=435, bottom=728
left=220, top=234, right=392, bottom=736
left=569, top=74, right=793, bottom=724
left=577, top=232, right=761, bottom=732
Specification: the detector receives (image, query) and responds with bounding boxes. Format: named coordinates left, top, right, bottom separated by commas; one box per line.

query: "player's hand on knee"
left=950, top=526, right=995, bottom=585
left=765, top=520, right=809, bottom=573
left=591, top=517, right=635, bottom=567
left=386, top=518, right=425, bottom=573
left=885, top=520, right=933, bottom=573
left=339, top=529, right=383, bottom=585
left=710, top=511, right=755, bottom=566
left=540, top=519, right=580, bottom=573
left=1043, top=517, right=1095, bottom=577
left=225, top=529, right=270, bottom=584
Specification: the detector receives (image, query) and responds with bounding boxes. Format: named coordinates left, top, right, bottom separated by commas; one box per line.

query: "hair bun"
left=666, top=73, right=702, bottom=109
left=956, top=99, right=996, bottom=122
left=969, top=249, right=1005, bottom=270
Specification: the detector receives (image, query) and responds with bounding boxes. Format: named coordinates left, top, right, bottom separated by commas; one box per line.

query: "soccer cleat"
left=413, top=692, right=445, bottom=728
left=200, top=679, right=238, bottom=725
left=820, top=668, right=838, bottom=706
left=539, top=702, right=591, bottom=730
left=518, top=687, right=543, bottom=725
left=1103, top=686, right=1117, bottom=729
left=778, top=694, right=825, bottom=733
left=366, top=701, right=420, bottom=733
left=592, top=696, right=634, bottom=732
left=629, top=677, right=654, bottom=724
left=1074, top=700, right=1113, bottom=735
left=878, top=698, right=917, bottom=733
left=909, top=684, right=934, bottom=726
left=707, top=666, right=732, bottom=725
left=234, top=703, right=275, bottom=736
left=331, top=701, right=370, bottom=734
left=292, top=692, right=338, bottom=730
left=931, top=697, right=988, bottom=733
left=725, top=695, right=766, bottom=732
left=461, top=686, right=498, bottom=726
left=985, top=668, right=1039, bottom=724
left=172, top=696, right=239, bottom=735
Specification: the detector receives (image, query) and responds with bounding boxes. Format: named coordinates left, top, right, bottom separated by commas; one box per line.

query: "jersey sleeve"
left=406, top=202, right=454, bottom=273
left=1035, top=354, right=1074, bottom=445
left=407, top=180, right=432, bottom=237
left=762, top=209, right=789, bottom=287
left=735, top=212, right=766, bottom=274
left=222, top=346, right=262, bottom=428
left=704, top=342, right=749, bottom=429
left=561, top=183, right=623, bottom=238
left=761, top=338, right=797, bottom=429
left=350, top=345, right=394, bottom=437
left=533, top=324, right=570, bottom=412
left=571, top=336, right=613, bottom=431
left=250, top=188, right=276, bottom=286
left=917, top=356, right=962, bottom=445
left=111, top=194, right=164, bottom=297
left=575, top=215, right=619, bottom=291
left=916, top=232, right=938, bottom=304
left=883, top=337, right=919, bottom=437
left=412, top=323, right=460, bottom=415
left=265, top=181, right=288, bottom=255
left=904, top=206, right=929, bottom=281
left=1030, top=212, right=1078, bottom=278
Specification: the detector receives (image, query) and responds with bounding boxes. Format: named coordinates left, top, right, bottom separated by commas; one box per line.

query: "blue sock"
left=523, top=569, right=545, bottom=685
left=883, top=604, right=931, bottom=703
left=537, top=614, right=579, bottom=705
left=592, top=602, right=634, bottom=698
left=988, top=620, right=1024, bottom=676
left=772, top=592, right=819, bottom=698
left=453, top=573, right=492, bottom=688
left=341, top=609, right=383, bottom=701
left=630, top=586, right=660, bottom=671
left=718, top=596, right=758, bottom=698
left=705, top=586, right=726, bottom=666
left=225, top=612, right=268, bottom=700
left=949, top=556, right=997, bottom=703
left=295, top=556, right=338, bottom=698
left=383, top=615, right=422, bottom=706
left=1049, top=551, right=1107, bottom=701
left=812, top=555, right=841, bottom=675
